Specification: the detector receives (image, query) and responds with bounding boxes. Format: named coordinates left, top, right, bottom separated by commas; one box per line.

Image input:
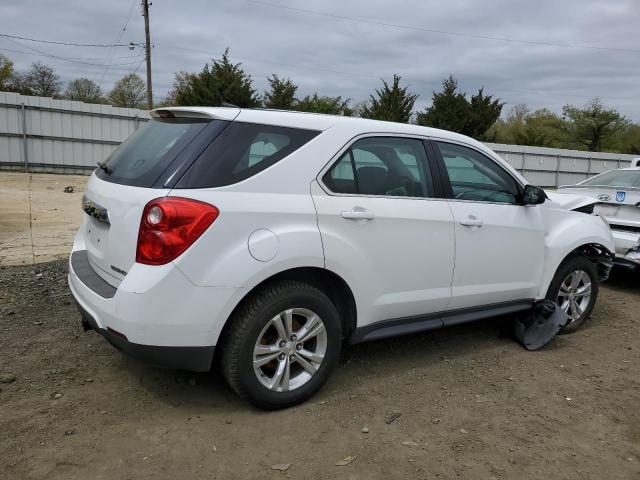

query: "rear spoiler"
left=149, top=107, right=240, bottom=121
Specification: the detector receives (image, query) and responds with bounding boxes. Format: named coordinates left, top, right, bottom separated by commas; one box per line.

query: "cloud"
left=1, top=0, right=638, bottom=119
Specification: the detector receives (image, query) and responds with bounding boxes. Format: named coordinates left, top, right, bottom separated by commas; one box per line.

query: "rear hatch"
left=81, top=108, right=238, bottom=286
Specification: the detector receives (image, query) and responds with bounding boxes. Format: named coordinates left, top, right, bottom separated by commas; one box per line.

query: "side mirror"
left=522, top=185, right=546, bottom=205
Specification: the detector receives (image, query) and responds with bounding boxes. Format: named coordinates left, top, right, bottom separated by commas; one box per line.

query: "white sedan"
left=556, top=160, right=640, bottom=269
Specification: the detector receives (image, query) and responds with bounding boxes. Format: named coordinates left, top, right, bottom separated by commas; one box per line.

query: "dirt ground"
left=0, top=172, right=87, bottom=266
left=0, top=261, right=638, bottom=480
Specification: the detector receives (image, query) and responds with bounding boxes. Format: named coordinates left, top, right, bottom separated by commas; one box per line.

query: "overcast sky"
left=1, top=0, right=639, bottom=120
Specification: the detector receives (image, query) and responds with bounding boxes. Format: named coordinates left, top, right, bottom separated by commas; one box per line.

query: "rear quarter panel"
left=168, top=190, right=325, bottom=288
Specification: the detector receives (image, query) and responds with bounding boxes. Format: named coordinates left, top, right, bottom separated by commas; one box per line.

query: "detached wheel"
left=546, top=255, right=599, bottom=333
left=220, top=280, right=341, bottom=409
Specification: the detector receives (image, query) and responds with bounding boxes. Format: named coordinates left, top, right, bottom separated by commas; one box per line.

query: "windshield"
left=96, top=118, right=210, bottom=187
left=581, top=169, right=640, bottom=188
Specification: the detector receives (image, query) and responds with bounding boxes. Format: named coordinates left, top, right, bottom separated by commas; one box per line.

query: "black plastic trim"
left=350, top=299, right=535, bottom=344
left=74, top=299, right=214, bottom=372
left=71, top=250, right=117, bottom=299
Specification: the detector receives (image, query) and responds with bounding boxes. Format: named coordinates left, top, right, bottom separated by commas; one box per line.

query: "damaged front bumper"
left=577, top=243, right=616, bottom=280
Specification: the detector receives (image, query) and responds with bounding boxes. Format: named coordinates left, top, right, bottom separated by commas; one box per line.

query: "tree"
left=416, top=76, right=468, bottom=133
left=175, top=48, right=260, bottom=107
left=0, top=54, right=15, bottom=91
left=64, top=78, right=103, bottom=103
left=23, top=62, right=61, bottom=97
left=295, top=93, right=351, bottom=115
left=562, top=98, right=631, bottom=151
left=466, top=88, right=504, bottom=139
left=416, top=75, right=503, bottom=139
left=108, top=73, right=147, bottom=108
left=264, top=74, right=297, bottom=109
left=360, top=75, right=418, bottom=123
left=160, top=71, right=196, bottom=107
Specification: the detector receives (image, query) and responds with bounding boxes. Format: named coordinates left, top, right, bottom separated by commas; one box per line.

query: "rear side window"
left=175, top=122, right=320, bottom=188
left=323, top=137, right=435, bottom=198
left=96, top=118, right=211, bottom=187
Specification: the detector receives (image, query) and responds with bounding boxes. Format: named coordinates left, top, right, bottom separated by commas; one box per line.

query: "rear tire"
left=220, top=280, right=341, bottom=410
left=546, top=255, right=599, bottom=334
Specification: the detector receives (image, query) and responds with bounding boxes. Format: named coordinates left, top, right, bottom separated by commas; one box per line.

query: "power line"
left=247, top=0, right=640, bottom=54
left=0, top=46, right=144, bottom=62
left=0, top=32, right=143, bottom=48
left=98, top=0, right=139, bottom=88
left=1, top=37, right=144, bottom=67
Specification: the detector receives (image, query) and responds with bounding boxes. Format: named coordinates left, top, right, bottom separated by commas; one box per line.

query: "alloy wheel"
left=557, top=269, right=592, bottom=326
left=253, top=308, right=327, bottom=392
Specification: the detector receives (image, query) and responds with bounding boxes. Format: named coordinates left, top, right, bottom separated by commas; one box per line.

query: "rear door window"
left=96, top=118, right=212, bottom=187
left=323, top=137, right=435, bottom=198
left=175, top=122, right=320, bottom=188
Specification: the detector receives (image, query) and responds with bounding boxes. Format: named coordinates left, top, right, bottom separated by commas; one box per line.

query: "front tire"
left=546, top=255, right=599, bottom=334
left=220, top=280, right=341, bottom=410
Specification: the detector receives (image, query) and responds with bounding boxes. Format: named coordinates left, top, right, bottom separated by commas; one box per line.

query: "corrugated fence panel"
left=0, top=92, right=148, bottom=174
left=0, top=93, right=637, bottom=185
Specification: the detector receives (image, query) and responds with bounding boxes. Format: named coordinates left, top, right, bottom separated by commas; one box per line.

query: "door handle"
left=459, top=216, right=483, bottom=227
left=341, top=207, right=375, bottom=220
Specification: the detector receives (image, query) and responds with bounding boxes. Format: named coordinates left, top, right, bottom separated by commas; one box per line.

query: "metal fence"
left=0, top=91, right=149, bottom=175
left=487, top=143, right=638, bottom=187
left=0, top=92, right=637, bottom=186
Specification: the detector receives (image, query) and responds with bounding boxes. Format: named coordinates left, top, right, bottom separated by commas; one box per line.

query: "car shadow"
left=117, top=313, right=571, bottom=412
left=604, top=266, right=640, bottom=292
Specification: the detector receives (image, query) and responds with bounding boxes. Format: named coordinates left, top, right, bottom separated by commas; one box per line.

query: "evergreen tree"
left=360, top=75, right=417, bottom=123
left=264, top=74, right=297, bottom=109
left=295, top=93, right=350, bottom=115
left=175, top=48, right=260, bottom=107
left=466, top=88, right=504, bottom=139
left=416, top=76, right=469, bottom=133
left=417, top=76, right=503, bottom=139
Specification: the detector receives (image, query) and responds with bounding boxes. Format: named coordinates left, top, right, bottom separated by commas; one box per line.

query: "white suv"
left=69, top=107, right=614, bottom=409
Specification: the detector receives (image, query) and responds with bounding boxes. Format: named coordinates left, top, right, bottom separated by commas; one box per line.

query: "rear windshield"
left=174, top=122, right=320, bottom=188
left=96, top=118, right=210, bottom=187
left=581, top=169, right=640, bottom=188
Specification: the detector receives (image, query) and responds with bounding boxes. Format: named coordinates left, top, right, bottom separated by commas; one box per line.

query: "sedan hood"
left=545, top=191, right=597, bottom=211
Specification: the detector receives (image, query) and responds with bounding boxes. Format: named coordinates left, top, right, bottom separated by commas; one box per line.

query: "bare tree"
left=24, top=62, right=61, bottom=97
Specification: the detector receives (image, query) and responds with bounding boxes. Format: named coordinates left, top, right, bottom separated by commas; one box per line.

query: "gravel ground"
left=0, top=261, right=638, bottom=480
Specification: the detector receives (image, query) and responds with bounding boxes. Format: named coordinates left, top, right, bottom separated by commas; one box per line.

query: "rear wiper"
left=97, top=161, right=112, bottom=175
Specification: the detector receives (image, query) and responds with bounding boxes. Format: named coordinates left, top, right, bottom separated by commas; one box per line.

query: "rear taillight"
left=136, top=197, right=219, bottom=265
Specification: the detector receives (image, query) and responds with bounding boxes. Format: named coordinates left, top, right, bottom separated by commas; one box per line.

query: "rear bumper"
left=611, top=229, right=640, bottom=268
left=76, top=299, right=215, bottom=371
left=68, top=247, right=243, bottom=372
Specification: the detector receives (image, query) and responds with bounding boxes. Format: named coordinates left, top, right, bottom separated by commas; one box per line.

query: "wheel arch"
left=540, top=241, right=614, bottom=298
left=217, top=266, right=358, bottom=348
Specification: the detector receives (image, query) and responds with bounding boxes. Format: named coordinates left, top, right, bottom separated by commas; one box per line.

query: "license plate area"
left=595, top=204, right=619, bottom=217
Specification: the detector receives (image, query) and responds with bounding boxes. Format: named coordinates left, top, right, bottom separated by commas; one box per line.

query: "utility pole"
left=142, top=0, right=153, bottom=110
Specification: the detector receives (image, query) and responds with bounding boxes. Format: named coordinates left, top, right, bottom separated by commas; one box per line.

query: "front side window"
left=323, top=137, right=434, bottom=198
left=436, top=141, right=520, bottom=204
left=176, top=122, right=320, bottom=188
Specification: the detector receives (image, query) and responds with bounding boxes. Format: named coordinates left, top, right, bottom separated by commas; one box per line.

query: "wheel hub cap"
left=253, top=308, right=327, bottom=393
left=557, top=269, right=592, bottom=326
